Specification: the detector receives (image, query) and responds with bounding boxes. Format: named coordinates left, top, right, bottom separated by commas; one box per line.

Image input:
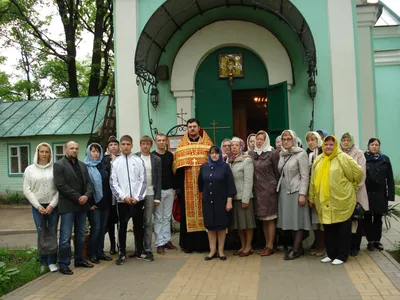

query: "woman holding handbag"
left=340, top=132, right=369, bottom=256
left=23, top=143, right=59, bottom=273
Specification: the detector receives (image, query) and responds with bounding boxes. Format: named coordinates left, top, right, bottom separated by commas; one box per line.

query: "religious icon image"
left=218, top=53, right=243, bottom=79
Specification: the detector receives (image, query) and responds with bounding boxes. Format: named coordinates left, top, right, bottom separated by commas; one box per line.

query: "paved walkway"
left=1, top=197, right=400, bottom=300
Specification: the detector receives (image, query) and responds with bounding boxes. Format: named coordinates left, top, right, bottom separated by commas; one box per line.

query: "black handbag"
left=352, top=203, right=364, bottom=221
left=37, top=215, right=58, bottom=256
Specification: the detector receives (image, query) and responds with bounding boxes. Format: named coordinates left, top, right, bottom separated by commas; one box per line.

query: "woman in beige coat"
left=229, top=137, right=256, bottom=257
left=340, top=132, right=368, bottom=256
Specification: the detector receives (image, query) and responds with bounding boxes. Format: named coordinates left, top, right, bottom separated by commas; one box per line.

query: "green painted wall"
left=374, top=65, right=400, bottom=178
left=136, top=0, right=333, bottom=142
left=374, top=37, right=400, bottom=51
left=0, top=135, right=91, bottom=194
left=195, top=47, right=269, bottom=144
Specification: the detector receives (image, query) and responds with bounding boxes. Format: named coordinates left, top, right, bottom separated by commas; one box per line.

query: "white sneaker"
left=332, top=259, right=344, bottom=265
left=321, top=257, right=332, bottom=263
left=48, top=264, right=58, bottom=272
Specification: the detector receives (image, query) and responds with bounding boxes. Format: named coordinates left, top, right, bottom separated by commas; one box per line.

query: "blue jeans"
left=58, top=211, right=87, bottom=268
left=32, top=205, right=59, bottom=265
left=87, top=208, right=109, bottom=258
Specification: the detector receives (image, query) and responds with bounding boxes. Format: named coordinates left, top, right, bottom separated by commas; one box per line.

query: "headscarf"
left=208, top=146, right=224, bottom=167
left=246, top=133, right=256, bottom=151
left=34, top=142, right=53, bottom=169
left=365, top=137, right=383, bottom=161
left=84, top=143, right=104, bottom=204
left=280, top=130, right=304, bottom=157
left=314, top=135, right=340, bottom=202
left=340, top=132, right=355, bottom=153
left=296, top=137, right=303, bottom=149
left=306, top=131, right=322, bottom=167
left=317, top=129, right=328, bottom=138
left=229, top=137, right=245, bottom=162
left=254, top=130, right=272, bottom=155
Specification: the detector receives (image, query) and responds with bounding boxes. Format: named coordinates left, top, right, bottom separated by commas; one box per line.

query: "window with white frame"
left=8, top=145, right=29, bottom=175
left=53, top=144, right=65, bottom=161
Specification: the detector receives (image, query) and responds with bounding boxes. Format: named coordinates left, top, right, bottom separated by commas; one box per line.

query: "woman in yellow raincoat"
left=308, top=135, right=363, bottom=265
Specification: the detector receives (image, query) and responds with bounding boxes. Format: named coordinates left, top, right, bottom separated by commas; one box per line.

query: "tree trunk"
left=88, top=0, right=106, bottom=96
left=57, top=0, right=79, bottom=97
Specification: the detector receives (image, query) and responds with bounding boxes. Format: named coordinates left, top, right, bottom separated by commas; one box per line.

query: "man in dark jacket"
left=54, top=141, right=94, bottom=275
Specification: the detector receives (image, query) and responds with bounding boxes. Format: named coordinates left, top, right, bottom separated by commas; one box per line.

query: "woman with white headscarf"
left=276, top=130, right=311, bottom=260
left=229, top=137, right=256, bottom=257
left=305, top=131, right=325, bottom=256
left=250, top=130, right=280, bottom=256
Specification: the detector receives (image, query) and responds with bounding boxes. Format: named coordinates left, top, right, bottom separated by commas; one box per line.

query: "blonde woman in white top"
left=23, top=143, right=59, bottom=273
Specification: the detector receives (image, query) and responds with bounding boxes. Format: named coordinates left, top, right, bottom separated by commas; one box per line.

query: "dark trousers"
left=351, top=218, right=364, bottom=251
left=87, top=207, right=109, bottom=258
left=117, top=202, right=144, bottom=255
left=364, top=212, right=383, bottom=242
left=106, top=205, right=118, bottom=249
left=323, top=218, right=352, bottom=262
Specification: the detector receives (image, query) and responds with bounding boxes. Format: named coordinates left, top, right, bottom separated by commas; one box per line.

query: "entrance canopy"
left=135, top=0, right=317, bottom=87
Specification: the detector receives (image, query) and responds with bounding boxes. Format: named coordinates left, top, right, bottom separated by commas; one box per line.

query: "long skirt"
left=277, top=184, right=311, bottom=231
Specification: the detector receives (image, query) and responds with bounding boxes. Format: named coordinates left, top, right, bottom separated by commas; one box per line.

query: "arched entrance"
left=134, top=0, right=317, bottom=139
left=195, top=46, right=289, bottom=145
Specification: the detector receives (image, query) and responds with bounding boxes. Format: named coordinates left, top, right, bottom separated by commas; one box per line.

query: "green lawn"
left=396, top=186, right=400, bottom=196
left=0, top=248, right=44, bottom=297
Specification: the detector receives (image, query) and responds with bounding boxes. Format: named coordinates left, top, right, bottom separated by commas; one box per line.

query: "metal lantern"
left=308, top=77, right=317, bottom=100
left=150, top=87, right=159, bottom=109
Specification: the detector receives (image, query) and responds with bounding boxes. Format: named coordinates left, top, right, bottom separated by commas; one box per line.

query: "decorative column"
left=356, top=3, right=379, bottom=147
left=327, top=0, right=360, bottom=144
left=173, top=90, right=193, bottom=131
left=114, top=0, right=141, bottom=148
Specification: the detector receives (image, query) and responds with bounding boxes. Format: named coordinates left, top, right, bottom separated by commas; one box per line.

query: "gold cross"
left=192, top=158, right=197, bottom=166
left=177, top=108, right=187, bottom=125
left=203, top=120, right=230, bottom=144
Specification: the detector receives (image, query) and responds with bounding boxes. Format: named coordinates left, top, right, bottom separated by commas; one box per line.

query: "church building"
left=114, top=0, right=399, bottom=177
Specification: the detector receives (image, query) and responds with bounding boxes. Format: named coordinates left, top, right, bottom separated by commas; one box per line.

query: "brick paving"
left=1, top=196, right=400, bottom=299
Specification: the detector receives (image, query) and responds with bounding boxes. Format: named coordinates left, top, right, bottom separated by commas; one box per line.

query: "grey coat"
left=135, top=152, right=162, bottom=201
left=230, top=155, right=254, bottom=204
left=277, top=150, right=309, bottom=196
left=53, top=156, right=93, bottom=214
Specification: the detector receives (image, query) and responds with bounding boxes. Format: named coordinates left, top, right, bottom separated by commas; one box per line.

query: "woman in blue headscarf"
left=85, top=143, right=113, bottom=263
left=198, top=146, right=237, bottom=261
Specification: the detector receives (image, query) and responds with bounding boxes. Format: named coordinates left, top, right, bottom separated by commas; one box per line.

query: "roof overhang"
left=134, top=0, right=317, bottom=89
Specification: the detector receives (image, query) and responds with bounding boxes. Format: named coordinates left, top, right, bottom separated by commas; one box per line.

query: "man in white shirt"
left=110, top=135, right=146, bottom=265
left=135, top=135, right=161, bottom=262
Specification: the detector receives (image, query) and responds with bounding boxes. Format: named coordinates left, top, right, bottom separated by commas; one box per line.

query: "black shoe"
left=74, top=261, right=94, bottom=268
left=116, top=254, right=126, bottom=265
left=128, top=251, right=139, bottom=258
left=110, top=248, right=116, bottom=255
left=204, top=253, right=217, bottom=261
left=98, top=255, right=113, bottom=261
left=367, top=242, right=375, bottom=251
left=89, top=257, right=100, bottom=264
left=184, top=248, right=193, bottom=254
left=374, top=242, right=384, bottom=251
left=59, top=267, right=73, bottom=275
left=284, top=250, right=300, bottom=260
left=350, top=249, right=360, bottom=257
left=137, top=252, right=154, bottom=262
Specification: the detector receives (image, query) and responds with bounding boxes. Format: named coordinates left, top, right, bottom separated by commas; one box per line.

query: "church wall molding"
left=375, top=50, right=400, bottom=66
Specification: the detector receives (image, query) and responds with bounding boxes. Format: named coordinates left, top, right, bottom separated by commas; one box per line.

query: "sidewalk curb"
left=382, top=250, right=400, bottom=271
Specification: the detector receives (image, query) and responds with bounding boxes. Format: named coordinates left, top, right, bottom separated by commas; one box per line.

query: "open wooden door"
left=232, top=98, right=247, bottom=142
left=267, top=81, right=289, bottom=146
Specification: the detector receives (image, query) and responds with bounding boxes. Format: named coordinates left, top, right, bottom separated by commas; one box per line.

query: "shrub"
left=0, top=188, right=29, bottom=205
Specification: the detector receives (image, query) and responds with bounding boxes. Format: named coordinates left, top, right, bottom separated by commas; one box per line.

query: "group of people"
left=23, top=134, right=178, bottom=275
left=176, top=119, right=395, bottom=265
left=23, top=117, right=395, bottom=276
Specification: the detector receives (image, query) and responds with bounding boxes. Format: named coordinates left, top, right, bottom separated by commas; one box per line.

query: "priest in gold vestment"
left=173, top=118, right=213, bottom=252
